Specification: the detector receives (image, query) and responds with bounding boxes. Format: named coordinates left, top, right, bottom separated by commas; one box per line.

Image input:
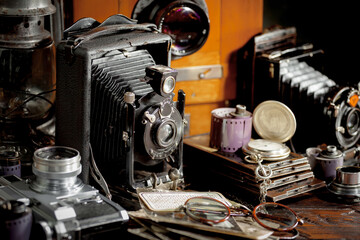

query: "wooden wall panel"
left=73, top=0, right=118, bottom=22
left=72, top=0, right=263, bottom=136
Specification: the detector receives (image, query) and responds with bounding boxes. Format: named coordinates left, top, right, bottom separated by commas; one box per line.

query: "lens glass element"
left=157, top=121, right=175, bottom=147
left=161, top=5, right=208, bottom=56
left=185, top=197, right=230, bottom=223
left=35, top=147, right=78, bottom=160
left=346, top=109, right=360, bottom=136
left=162, top=76, right=176, bottom=94
left=253, top=203, right=298, bottom=231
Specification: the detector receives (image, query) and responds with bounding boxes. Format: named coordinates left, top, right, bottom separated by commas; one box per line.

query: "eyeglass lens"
left=185, top=197, right=230, bottom=223
left=253, top=202, right=298, bottom=231
left=185, top=197, right=299, bottom=232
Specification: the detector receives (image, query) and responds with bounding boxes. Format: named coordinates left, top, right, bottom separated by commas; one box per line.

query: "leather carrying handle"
left=69, top=23, right=158, bottom=51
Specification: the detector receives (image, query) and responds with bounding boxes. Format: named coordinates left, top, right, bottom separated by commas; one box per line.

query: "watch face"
left=248, top=139, right=284, bottom=152
left=243, top=139, right=290, bottom=161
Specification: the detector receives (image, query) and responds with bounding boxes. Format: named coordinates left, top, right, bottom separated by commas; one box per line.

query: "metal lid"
left=320, top=145, right=343, bottom=159
left=0, top=0, right=56, bottom=16
left=335, top=166, right=360, bottom=185
left=252, top=100, right=296, bottom=143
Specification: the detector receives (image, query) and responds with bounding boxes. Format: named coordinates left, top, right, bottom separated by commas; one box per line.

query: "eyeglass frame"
left=183, top=196, right=303, bottom=232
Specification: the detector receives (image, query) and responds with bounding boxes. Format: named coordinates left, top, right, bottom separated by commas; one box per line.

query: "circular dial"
left=248, top=139, right=285, bottom=152
left=243, top=139, right=290, bottom=160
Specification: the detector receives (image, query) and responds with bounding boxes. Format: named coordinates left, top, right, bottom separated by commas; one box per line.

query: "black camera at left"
left=55, top=15, right=185, bottom=193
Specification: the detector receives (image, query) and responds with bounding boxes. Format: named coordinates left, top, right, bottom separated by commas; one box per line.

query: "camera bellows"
left=90, top=49, right=155, bottom=163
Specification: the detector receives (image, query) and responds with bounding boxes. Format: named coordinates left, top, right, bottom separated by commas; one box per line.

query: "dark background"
left=263, top=0, right=358, bottom=87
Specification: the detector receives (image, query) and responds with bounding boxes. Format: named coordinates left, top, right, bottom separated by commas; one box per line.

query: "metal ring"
left=255, top=165, right=273, bottom=180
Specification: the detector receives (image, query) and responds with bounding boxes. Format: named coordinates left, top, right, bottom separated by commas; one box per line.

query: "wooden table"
left=282, top=189, right=360, bottom=239
left=183, top=135, right=360, bottom=239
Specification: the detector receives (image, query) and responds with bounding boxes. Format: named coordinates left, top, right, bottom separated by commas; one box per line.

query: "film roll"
left=0, top=147, right=22, bottom=177
left=0, top=200, right=33, bottom=240
left=210, top=105, right=252, bottom=153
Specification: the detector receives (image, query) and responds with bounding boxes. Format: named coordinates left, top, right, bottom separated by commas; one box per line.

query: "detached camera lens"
left=31, top=146, right=83, bottom=194
left=158, top=2, right=209, bottom=57
left=162, top=6, right=202, bottom=51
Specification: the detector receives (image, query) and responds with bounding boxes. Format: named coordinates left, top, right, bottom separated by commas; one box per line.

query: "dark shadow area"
left=263, top=0, right=359, bottom=87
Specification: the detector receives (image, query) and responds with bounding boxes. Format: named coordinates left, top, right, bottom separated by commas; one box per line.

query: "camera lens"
left=33, top=146, right=81, bottom=173
left=346, top=108, right=360, bottom=136
left=31, top=146, right=83, bottom=194
left=158, top=2, right=209, bottom=57
left=156, top=120, right=177, bottom=147
left=162, top=76, right=176, bottom=94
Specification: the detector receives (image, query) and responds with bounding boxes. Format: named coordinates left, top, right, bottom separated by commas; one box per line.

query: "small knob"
left=124, top=92, right=135, bottom=104
left=327, top=145, right=337, bottom=153
left=320, top=145, right=343, bottom=159
left=169, top=168, right=180, bottom=190
left=235, top=105, right=246, bottom=115
left=230, top=104, right=251, bottom=118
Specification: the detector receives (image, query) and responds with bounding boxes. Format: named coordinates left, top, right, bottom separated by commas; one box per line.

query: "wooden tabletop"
left=281, top=189, right=360, bottom=239
left=183, top=135, right=360, bottom=239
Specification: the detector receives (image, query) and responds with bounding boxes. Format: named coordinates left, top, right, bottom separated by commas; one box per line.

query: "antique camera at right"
left=238, top=27, right=360, bottom=152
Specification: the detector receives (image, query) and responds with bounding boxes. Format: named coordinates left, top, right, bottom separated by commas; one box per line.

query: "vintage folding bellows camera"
left=56, top=15, right=185, bottom=191
left=0, top=146, right=128, bottom=239
left=238, top=27, right=360, bottom=152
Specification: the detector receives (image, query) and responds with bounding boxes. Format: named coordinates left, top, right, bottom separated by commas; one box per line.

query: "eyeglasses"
left=183, top=197, right=303, bottom=237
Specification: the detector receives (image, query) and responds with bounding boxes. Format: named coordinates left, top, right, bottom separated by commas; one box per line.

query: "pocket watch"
left=242, top=100, right=296, bottom=161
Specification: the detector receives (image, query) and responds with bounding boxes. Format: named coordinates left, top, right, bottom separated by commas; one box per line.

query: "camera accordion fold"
left=238, top=27, right=360, bottom=152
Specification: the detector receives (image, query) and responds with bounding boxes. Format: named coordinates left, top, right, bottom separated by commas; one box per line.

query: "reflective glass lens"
left=185, top=197, right=230, bottom=223
left=253, top=203, right=298, bottom=231
left=158, top=123, right=174, bottom=144
left=346, top=108, right=360, bottom=136
left=162, top=76, right=175, bottom=94
left=161, top=5, right=208, bottom=56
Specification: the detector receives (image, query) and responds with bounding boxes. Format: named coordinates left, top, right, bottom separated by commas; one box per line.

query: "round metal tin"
left=252, top=100, right=296, bottom=143
left=242, top=101, right=295, bottom=160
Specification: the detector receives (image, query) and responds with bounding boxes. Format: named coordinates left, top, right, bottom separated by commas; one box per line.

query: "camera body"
left=0, top=175, right=128, bottom=240
left=56, top=15, right=185, bottom=189
left=0, top=146, right=128, bottom=240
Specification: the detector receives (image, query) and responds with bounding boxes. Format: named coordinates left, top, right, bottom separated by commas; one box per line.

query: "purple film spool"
left=0, top=164, right=21, bottom=177
left=306, top=147, right=321, bottom=171
left=0, top=146, right=23, bottom=177
left=315, top=145, right=344, bottom=181
left=210, top=105, right=252, bottom=153
left=1, top=200, right=33, bottom=240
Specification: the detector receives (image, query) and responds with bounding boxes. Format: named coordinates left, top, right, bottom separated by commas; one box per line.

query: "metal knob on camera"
left=30, top=146, right=84, bottom=195
left=169, top=168, right=181, bottom=190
